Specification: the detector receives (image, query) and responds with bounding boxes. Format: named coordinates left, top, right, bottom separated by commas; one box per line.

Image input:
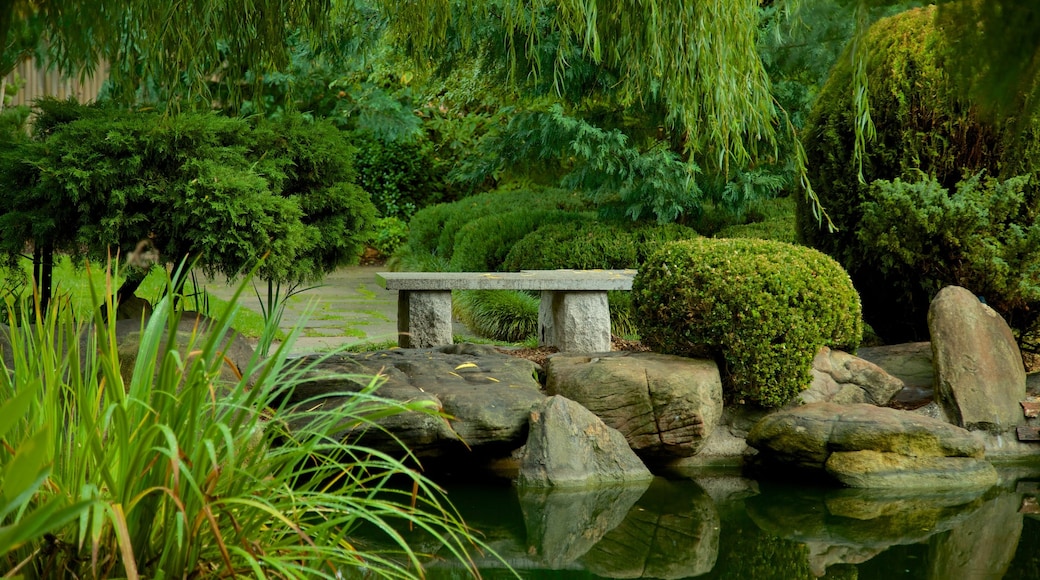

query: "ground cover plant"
left=0, top=264, right=491, bottom=578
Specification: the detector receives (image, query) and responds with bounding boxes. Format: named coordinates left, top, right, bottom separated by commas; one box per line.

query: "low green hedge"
left=633, top=238, right=862, bottom=407
left=401, top=187, right=588, bottom=263
left=448, top=210, right=591, bottom=272
left=502, top=221, right=697, bottom=271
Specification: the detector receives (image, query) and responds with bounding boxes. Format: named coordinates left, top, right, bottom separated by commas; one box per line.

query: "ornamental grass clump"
left=633, top=238, right=862, bottom=408
left=0, top=264, right=489, bottom=579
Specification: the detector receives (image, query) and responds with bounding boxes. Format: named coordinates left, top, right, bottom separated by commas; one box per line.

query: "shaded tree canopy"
left=3, top=0, right=1039, bottom=208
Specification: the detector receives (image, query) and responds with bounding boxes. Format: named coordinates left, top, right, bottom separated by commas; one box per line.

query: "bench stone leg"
left=398, top=290, right=453, bottom=348
left=538, top=291, right=611, bottom=353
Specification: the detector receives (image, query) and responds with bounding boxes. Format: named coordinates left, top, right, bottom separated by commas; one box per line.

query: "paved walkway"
left=200, top=266, right=401, bottom=355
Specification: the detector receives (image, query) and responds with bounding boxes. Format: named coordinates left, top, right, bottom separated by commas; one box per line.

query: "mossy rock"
left=633, top=238, right=862, bottom=408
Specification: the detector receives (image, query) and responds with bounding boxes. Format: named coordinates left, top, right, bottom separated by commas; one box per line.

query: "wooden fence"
left=2, top=58, right=106, bottom=109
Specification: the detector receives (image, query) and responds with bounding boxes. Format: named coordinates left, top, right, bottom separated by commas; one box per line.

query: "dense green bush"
left=400, top=187, right=589, bottom=266
left=0, top=103, right=375, bottom=292
left=448, top=210, right=591, bottom=272
left=634, top=238, right=862, bottom=407
left=715, top=219, right=796, bottom=243
left=796, top=5, right=1040, bottom=341
left=858, top=171, right=1040, bottom=335
left=452, top=289, right=541, bottom=342
left=351, top=132, right=447, bottom=219
left=501, top=221, right=697, bottom=271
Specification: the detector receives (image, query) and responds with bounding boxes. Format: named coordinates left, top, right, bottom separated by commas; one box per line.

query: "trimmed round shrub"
left=634, top=238, right=862, bottom=408
left=796, top=5, right=1040, bottom=341
left=400, top=187, right=589, bottom=265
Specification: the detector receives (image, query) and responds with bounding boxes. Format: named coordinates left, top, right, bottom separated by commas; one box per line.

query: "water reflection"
left=422, top=467, right=1040, bottom=579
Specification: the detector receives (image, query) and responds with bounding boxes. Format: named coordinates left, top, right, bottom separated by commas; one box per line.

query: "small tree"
left=0, top=101, right=375, bottom=317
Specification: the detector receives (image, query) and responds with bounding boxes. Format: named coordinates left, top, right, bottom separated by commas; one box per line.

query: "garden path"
left=201, top=265, right=402, bottom=355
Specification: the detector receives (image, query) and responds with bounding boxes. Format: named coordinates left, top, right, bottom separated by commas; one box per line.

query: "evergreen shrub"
left=501, top=221, right=696, bottom=271
left=351, top=132, right=446, bottom=219
left=797, top=5, right=1040, bottom=341
left=858, top=172, right=1040, bottom=336
left=401, top=187, right=588, bottom=263
left=715, top=219, right=796, bottom=243
left=447, top=209, right=591, bottom=272
left=633, top=238, right=862, bottom=407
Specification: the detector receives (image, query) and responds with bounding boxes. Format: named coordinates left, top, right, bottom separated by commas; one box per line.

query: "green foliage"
left=0, top=102, right=375, bottom=297
left=634, top=238, right=862, bottom=408
left=0, top=104, right=29, bottom=137
left=858, top=171, right=1040, bottom=336
left=453, top=289, right=540, bottom=343
left=0, top=267, right=488, bottom=577
left=797, top=5, right=1040, bottom=340
left=401, top=187, right=588, bottom=266
left=501, top=221, right=697, bottom=271
left=368, top=216, right=410, bottom=257
left=456, top=105, right=703, bottom=223
left=352, top=132, right=447, bottom=219
left=447, top=209, right=590, bottom=272
left=716, top=219, right=797, bottom=243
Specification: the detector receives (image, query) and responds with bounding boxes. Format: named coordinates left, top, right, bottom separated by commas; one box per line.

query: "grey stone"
left=825, top=451, right=997, bottom=489
left=397, top=290, right=453, bottom=348
left=379, top=270, right=633, bottom=352
left=802, top=346, right=904, bottom=406
left=285, top=344, right=545, bottom=460
left=518, top=395, right=653, bottom=488
left=747, top=403, right=995, bottom=489
left=378, top=270, right=635, bottom=292
left=929, top=285, right=1026, bottom=432
left=546, top=352, right=723, bottom=460
left=539, top=291, right=610, bottom=353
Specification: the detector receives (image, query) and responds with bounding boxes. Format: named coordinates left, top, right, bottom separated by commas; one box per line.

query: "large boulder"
left=929, top=285, right=1026, bottom=432
left=801, top=346, right=904, bottom=406
left=747, top=402, right=997, bottom=489
left=545, top=352, right=722, bottom=460
left=283, top=344, right=546, bottom=461
left=518, top=395, right=653, bottom=488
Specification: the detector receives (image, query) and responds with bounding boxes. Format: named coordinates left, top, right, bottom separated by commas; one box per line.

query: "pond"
left=418, top=462, right=1040, bottom=579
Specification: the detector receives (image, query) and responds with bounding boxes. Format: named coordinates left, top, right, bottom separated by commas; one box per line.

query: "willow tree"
left=4, top=0, right=1040, bottom=217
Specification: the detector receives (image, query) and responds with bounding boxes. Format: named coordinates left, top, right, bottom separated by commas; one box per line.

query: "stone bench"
left=376, top=270, right=635, bottom=352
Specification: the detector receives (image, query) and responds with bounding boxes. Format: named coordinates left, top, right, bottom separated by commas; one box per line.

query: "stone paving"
left=200, top=265, right=401, bottom=355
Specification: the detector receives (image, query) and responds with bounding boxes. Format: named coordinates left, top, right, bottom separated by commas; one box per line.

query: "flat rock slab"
left=281, top=344, right=545, bottom=460
left=747, top=402, right=996, bottom=489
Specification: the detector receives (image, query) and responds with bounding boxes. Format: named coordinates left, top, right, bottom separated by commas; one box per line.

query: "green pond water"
left=416, top=465, right=1040, bottom=580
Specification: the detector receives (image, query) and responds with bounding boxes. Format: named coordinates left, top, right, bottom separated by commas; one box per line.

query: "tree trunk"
left=0, top=0, right=14, bottom=78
